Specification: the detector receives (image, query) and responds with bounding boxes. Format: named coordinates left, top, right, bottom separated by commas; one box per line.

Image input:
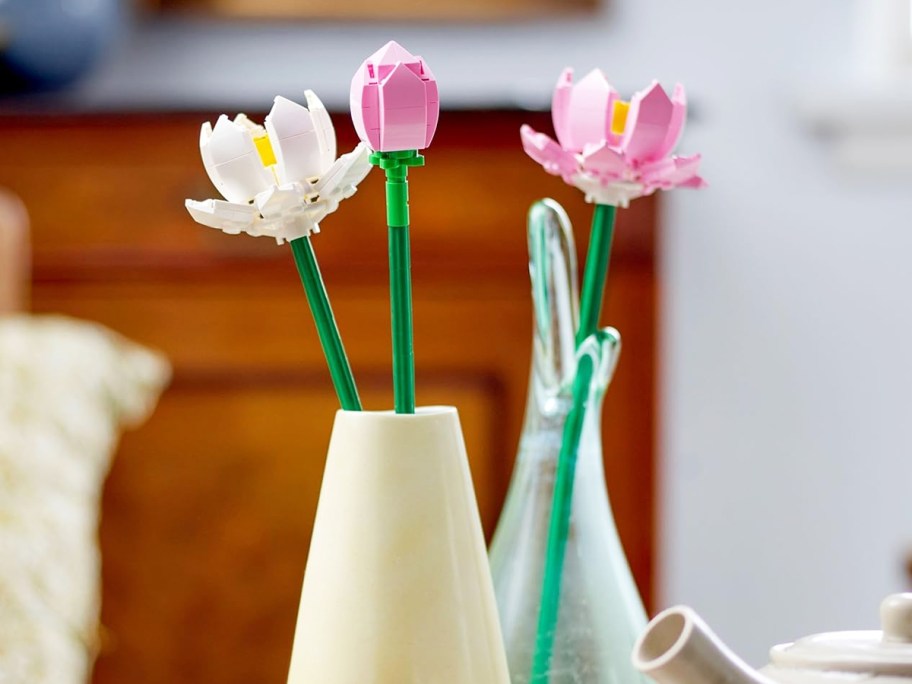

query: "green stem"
left=290, top=236, right=362, bottom=411
left=530, top=202, right=617, bottom=682
left=388, top=219, right=415, bottom=414
left=530, top=352, right=595, bottom=682
left=372, top=150, right=424, bottom=414
left=576, top=204, right=617, bottom=346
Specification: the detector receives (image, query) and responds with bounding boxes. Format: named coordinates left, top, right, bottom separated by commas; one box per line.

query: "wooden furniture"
left=0, top=110, right=657, bottom=684
left=0, top=189, right=29, bottom=314
left=156, top=0, right=595, bottom=21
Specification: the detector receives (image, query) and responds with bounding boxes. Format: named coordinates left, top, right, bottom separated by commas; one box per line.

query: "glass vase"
left=488, top=199, right=649, bottom=684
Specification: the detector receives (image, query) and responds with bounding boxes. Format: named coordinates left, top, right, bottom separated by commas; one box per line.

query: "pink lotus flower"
left=522, top=68, right=705, bottom=207
left=350, top=41, right=439, bottom=153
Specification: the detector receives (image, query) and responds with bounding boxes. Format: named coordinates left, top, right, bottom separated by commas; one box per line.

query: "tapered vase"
left=488, top=199, right=649, bottom=684
left=287, top=406, right=510, bottom=684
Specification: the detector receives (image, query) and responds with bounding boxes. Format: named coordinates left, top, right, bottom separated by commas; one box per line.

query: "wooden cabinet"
left=0, top=110, right=657, bottom=684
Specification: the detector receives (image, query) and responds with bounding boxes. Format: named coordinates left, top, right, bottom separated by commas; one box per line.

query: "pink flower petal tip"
left=350, top=40, right=439, bottom=153
left=524, top=69, right=704, bottom=206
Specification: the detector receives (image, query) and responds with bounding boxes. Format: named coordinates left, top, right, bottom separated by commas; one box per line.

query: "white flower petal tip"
left=266, top=94, right=336, bottom=184
left=304, top=89, right=337, bottom=164
left=200, top=115, right=274, bottom=204
left=185, top=199, right=259, bottom=235
left=315, top=143, right=372, bottom=199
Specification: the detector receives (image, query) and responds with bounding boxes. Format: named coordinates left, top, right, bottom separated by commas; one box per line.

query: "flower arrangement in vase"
left=185, top=41, right=510, bottom=684
left=490, top=69, right=704, bottom=684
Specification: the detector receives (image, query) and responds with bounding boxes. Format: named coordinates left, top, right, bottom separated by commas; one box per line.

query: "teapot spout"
left=632, top=606, right=774, bottom=684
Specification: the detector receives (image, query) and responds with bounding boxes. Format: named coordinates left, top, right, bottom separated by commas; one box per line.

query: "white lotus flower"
left=185, top=90, right=372, bottom=244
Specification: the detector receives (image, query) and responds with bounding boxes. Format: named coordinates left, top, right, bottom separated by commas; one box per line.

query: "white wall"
left=77, top=0, right=912, bottom=665
left=656, top=0, right=912, bottom=665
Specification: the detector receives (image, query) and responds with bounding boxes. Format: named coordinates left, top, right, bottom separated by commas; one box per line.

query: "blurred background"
left=1, top=0, right=911, bottom=681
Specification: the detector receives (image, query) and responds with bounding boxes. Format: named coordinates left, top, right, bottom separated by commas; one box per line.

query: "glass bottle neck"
left=516, top=379, right=608, bottom=486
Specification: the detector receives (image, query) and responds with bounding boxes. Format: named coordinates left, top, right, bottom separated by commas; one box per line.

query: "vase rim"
left=336, top=405, right=457, bottom=418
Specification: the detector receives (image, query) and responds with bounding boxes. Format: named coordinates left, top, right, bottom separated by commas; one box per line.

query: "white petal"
left=570, top=174, right=645, bottom=208
left=185, top=198, right=259, bottom=234
left=314, top=143, right=372, bottom=200
left=305, top=90, right=337, bottom=168
left=200, top=115, right=274, bottom=203
left=255, top=182, right=307, bottom=220
left=252, top=183, right=320, bottom=242
left=266, top=94, right=335, bottom=184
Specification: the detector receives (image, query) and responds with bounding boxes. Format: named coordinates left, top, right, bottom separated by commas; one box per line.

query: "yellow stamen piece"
left=254, top=133, right=276, bottom=167
left=611, top=100, right=630, bottom=136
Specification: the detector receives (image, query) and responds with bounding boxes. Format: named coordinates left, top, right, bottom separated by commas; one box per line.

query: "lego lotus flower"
left=349, top=40, right=440, bottom=415
left=350, top=40, right=439, bottom=153
left=185, top=90, right=366, bottom=411
left=185, top=90, right=371, bottom=244
left=522, top=68, right=705, bottom=208
left=521, top=68, right=705, bottom=683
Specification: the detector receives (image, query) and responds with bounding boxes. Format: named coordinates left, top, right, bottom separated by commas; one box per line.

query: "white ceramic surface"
left=633, top=594, right=912, bottom=684
left=286, top=406, right=510, bottom=684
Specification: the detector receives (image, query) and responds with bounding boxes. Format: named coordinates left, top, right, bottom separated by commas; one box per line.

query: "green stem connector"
left=371, top=150, right=425, bottom=415
left=290, top=236, right=362, bottom=412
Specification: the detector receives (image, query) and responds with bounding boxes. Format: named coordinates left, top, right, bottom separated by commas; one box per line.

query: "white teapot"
left=632, top=594, right=912, bottom=684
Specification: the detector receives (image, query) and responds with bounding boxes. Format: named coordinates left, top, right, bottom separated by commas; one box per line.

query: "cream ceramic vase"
left=286, top=406, right=510, bottom=684
left=633, top=593, right=912, bottom=684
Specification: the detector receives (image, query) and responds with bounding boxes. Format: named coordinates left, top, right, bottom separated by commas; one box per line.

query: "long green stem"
left=290, top=236, right=362, bottom=411
left=530, top=203, right=617, bottom=682
left=576, top=204, right=617, bottom=345
left=388, top=219, right=415, bottom=414
left=373, top=150, right=423, bottom=414
left=530, top=352, right=594, bottom=682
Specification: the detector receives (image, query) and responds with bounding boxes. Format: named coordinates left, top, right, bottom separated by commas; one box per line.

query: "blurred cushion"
left=0, top=315, right=170, bottom=684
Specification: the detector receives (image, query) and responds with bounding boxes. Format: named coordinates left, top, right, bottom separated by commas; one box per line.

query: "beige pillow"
left=0, top=315, right=170, bottom=684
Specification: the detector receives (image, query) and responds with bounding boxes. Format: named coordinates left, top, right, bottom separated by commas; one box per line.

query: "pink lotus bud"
left=350, top=41, right=439, bottom=152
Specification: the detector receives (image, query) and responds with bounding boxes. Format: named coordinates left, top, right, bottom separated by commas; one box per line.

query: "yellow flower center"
left=611, top=100, right=630, bottom=136
left=254, top=133, right=277, bottom=168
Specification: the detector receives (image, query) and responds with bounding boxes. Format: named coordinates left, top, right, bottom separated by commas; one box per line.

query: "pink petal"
left=655, top=83, right=687, bottom=158
left=680, top=175, right=707, bottom=188
left=350, top=63, right=382, bottom=150
left=641, top=154, right=705, bottom=191
left=580, top=141, right=628, bottom=182
left=371, top=40, right=415, bottom=63
left=424, top=78, right=439, bottom=148
left=551, top=67, right=574, bottom=151
left=621, top=80, right=674, bottom=164
left=369, top=40, right=419, bottom=80
left=664, top=154, right=703, bottom=186
left=559, top=68, right=617, bottom=153
left=379, top=62, right=428, bottom=151
left=639, top=157, right=676, bottom=186
left=521, top=124, right=578, bottom=180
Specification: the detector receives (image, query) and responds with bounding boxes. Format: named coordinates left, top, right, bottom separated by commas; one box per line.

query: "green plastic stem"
left=576, top=204, right=617, bottom=346
left=373, top=150, right=423, bottom=414
left=388, top=219, right=415, bottom=414
left=290, top=236, right=362, bottom=411
left=530, top=202, right=617, bottom=682
left=530, top=351, right=595, bottom=682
